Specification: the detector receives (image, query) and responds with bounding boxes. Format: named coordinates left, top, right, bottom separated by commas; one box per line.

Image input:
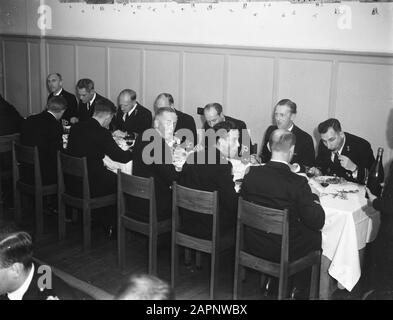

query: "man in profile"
left=312, top=118, right=375, bottom=183
left=76, top=78, right=115, bottom=121
left=20, top=96, right=67, bottom=185
left=260, top=99, right=315, bottom=172
left=241, top=129, right=325, bottom=298
left=0, top=223, right=77, bottom=300
left=47, top=73, right=78, bottom=125
left=115, top=274, right=173, bottom=300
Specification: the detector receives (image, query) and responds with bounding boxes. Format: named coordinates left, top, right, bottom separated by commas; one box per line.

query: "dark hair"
left=0, top=223, right=33, bottom=269
left=93, top=100, right=116, bottom=115
left=47, top=73, right=62, bottom=81
left=76, top=78, right=94, bottom=91
left=47, top=96, right=67, bottom=112
left=119, top=89, right=137, bottom=101
left=204, top=102, right=223, bottom=115
left=213, top=120, right=238, bottom=142
left=318, top=118, right=342, bottom=134
left=269, top=129, right=296, bottom=153
left=115, top=274, right=174, bottom=300
left=276, top=99, right=297, bottom=114
left=154, top=93, right=174, bottom=108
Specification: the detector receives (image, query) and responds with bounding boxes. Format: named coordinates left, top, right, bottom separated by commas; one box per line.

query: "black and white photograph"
left=0, top=0, right=392, bottom=305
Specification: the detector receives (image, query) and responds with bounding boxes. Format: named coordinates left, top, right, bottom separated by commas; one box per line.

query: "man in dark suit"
left=132, top=107, right=180, bottom=221
left=179, top=120, right=239, bottom=239
left=260, top=99, right=315, bottom=172
left=0, top=227, right=78, bottom=300
left=46, top=73, right=78, bottom=125
left=76, top=78, right=115, bottom=122
left=20, top=96, right=66, bottom=185
left=203, top=102, right=253, bottom=158
left=67, top=100, right=133, bottom=233
left=154, top=93, right=197, bottom=146
left=313, top=118, right=375, bottom=184
left=110, top=89, right=152, bottom=137
left=241, top=129, right=325, bottom=298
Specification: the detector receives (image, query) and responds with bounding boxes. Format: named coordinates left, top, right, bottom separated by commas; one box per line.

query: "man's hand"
left=289, top=163, right=300, bottom=173
left=113, top=130, right=127, bottom=138
left=308, top=167, right=322, bottom=177
left=249, top=154, right=261, bottom=165
left=338, top=155, right=357, bottom=172
left=70, top=117, right=79, bottom=124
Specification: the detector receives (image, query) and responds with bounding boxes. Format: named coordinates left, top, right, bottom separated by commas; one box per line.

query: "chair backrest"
left=237, top=197, right=289, bottom=264
left=0, top=133, right=20, bottom=153
left=57, top=151, right=90, bottom=199
left=117, top=171, right=156, bottom=222
left=13, top=142, right=42, bottom=186
left=172, top=182, right=219, bottom=242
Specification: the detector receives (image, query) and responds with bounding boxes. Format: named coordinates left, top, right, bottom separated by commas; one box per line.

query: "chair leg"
left=35, top=192, right=43, bottom=240
left=149, top=231, right=158, bottom=276
left=233, top=263, right=243, bottom=300
left=58, top=198, right=66, bottom=241
left=210, top=250, right=219, bottom=300
left=0, top=179, right=4, bottom=220
left=82, top=207, right=91, bottom=251
left=310, top=257, right=321, bottom=300
left=118, top=223, right=126, bottom=271
left=14, top=187, right=22, bottom=223
left=278, top=276, right=288, bottom=300
left=184, top=248, right=192, bottom=265
left=171, top=241, right=179, bottom=290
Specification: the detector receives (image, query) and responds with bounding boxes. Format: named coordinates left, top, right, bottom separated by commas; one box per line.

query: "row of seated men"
left=1, top=73, right=378, bottom=297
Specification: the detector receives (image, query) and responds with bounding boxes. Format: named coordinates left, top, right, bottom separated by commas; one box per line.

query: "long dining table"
left=231, top=160, right=380, bottom=300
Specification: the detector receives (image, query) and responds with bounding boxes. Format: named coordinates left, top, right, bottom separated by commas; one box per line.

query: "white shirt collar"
left=287, top=123, right=294, bottom=132
left=8, top=264, right=35, bottom=300
left=88, top=93, right=97, bottom=106
left=270, top=159, right=289, bottom=166
left=47, top=110, right=58, bottom=120
left=123, top=103, right=138, bottom=120
left=53, top=88, right=63, bottom=96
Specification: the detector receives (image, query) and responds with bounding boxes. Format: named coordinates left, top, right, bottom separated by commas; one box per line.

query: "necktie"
left=86, top=102, right=90, bottom=111
left=333, top=152, right=340, bottom=167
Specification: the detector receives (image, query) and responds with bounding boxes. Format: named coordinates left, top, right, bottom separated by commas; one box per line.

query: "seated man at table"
left=0, top=223, right=78, bottom=300
left=110, top=89, right=152, bottom=138
left=47, top=73, right=78, bottom=125
left=178, top=120, right=239, bottom=240
left=312, top=118, right=375, bottom=184
left=260, top=99, right=315, bottom=172
left=203, top=103, right=253, bottom=159
left=153, top=93, right=197, bottom=145
left=132, top=107, right=180, bottom=222
left=20, top=96, right=67, bottom=185
left=76, top=78, right=115, bottom=122
left=67, top=100, right=133, bottom=236
left=241, top=129, right=325, bottom=298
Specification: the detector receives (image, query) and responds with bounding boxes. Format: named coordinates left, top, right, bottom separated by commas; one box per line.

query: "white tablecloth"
left=310, top=179, right=380, bottom=291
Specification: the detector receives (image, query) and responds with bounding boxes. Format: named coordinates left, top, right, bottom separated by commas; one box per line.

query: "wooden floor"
left=1, top=194, right=384, bottom=300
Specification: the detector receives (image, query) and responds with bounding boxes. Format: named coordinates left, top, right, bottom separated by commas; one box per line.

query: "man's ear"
left=10, top=262, right=24, bottom=277
left=153, top=119, right=159, bottom=129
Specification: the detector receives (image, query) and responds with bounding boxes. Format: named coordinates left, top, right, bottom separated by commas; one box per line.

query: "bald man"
left=47, top=73, right=78, bottom=124
left=240, top=129, right=325, bottom=298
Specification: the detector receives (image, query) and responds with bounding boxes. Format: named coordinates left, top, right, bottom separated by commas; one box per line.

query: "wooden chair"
left=233, top=197, right=321, bottom=300
left=117, top=171, right=171, bottom=275
left=0, top=133, right=20, bottom=219
left=12, top=142, right=57, bottom=240
left=171, top=182, right=234, bottom=300
left=57, top=151, right=116, bottom=251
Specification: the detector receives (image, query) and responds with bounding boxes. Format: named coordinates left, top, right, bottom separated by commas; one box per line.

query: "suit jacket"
left=20, top=111, right=63, bottom=185
left=47, top=89, right=78, bottom=122
left=240, top=161, right=325, bottom=262
left=174, top=109, right=197, bottom=145
left=67, top=118, right=133, bottom=197
left=77, top=93, right=115, bottom=122
left=0, top=94, right=24, bottom=136
left=131, top=132, right=180, bottom=221
left=110, top=102, right=152, bottom=136
left=315, top=132, right=375, bottom=184
left=178, top=147, right=239, bottom=239
left=260, top=124, right=315, bottom=171
left=0, top=263, right=78, bottom=300
left=203, top=115, right=253, bottom=156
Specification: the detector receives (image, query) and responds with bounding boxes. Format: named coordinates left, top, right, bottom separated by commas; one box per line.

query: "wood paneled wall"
left=1, top=35, right=393, bottom=164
